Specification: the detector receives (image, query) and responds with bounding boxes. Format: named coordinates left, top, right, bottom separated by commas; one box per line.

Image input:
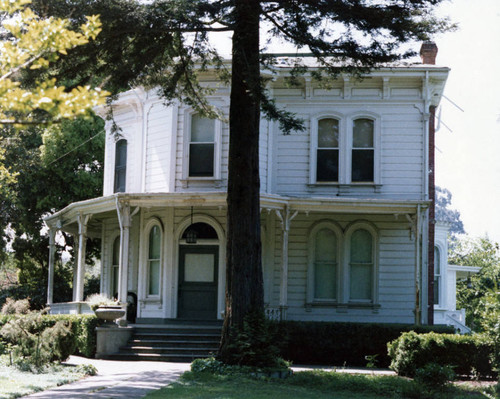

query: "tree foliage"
left=435, top=186, right=465, bottom=237
left=451, top=236, right=500, bottom=332
left=0, top=0, right=108, bottom=125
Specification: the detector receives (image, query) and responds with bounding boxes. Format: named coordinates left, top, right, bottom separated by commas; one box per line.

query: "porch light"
left=186, top=206, right=197, bottom=244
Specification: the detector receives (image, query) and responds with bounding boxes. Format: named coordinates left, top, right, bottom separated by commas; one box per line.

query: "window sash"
left=317, top=149, right=339, bottom=182
left=189, top=143, right=215, bottom=177
left=349, top=262, right=373, bottom=300
left=351, top=149, right=374, bottom=182
left=148, top=259, right=160, bottom=296
left=314, top=261, right=337, bottom=300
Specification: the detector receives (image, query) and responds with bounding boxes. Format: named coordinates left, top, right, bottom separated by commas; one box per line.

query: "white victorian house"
left=45, top=43, right=466, bottom=330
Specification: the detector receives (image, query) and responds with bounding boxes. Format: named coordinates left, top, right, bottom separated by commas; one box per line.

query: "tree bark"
left=219, top=0, right=264, bottom=361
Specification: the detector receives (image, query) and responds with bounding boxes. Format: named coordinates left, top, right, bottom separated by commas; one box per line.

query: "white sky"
left=434, top=0, right=500, bottom=243
left=210, top=0, right=500, bottom=243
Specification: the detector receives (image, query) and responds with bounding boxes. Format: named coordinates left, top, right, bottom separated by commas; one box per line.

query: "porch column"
left=46, top=228, right=56, bottom=305
left=75, top=213, right=90, bottom=302
left=275, top=207, right=298, bottom=320
left=116, top=200, right=131, bottom=304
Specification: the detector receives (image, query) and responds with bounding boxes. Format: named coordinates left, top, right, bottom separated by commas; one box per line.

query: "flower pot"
left=94, top=306, right=126, bottom=325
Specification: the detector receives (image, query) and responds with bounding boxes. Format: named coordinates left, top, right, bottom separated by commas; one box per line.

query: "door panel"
left=178, top=246, right=218, bottom=320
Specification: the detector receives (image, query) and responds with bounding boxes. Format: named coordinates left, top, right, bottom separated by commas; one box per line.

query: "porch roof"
left=44, top=192, right=430, bottom=236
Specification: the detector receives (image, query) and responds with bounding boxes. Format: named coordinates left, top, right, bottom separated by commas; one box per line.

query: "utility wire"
left=48, top=130, right=105, bottom=165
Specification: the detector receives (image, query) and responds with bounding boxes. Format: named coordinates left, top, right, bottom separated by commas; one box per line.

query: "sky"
left=433, top=0, right=500, bottom=243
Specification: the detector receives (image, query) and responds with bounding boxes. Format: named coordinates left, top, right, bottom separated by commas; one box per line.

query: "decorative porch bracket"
left=75, top=213, right=91, bottom=302
left=275, top=206, right=298, bottom=320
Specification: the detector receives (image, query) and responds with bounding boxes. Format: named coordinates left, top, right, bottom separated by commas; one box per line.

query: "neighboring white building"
left=434, top=222, right=480, bottom=333
left=46, top=43, right=456, bottom=327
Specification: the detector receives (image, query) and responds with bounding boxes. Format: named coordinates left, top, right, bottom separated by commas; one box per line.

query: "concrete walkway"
left=22, top=356, right=396, bottom=398
left=23, top=356, right=191, bottom=398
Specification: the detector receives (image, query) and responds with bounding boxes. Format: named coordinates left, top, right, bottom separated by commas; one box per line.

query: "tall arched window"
left=349, top=229, right=374, bottom=301
left=434, top=246, right=441, bottom=306
left=111, top=236, right=120, bottom=298
left=114, top=139, right=127, bottom=192
left=316, top=118, right=340, bottom=182
left=352, top=119, right=374, bottom=182
left=314, top=228, right=338, bottom=300
left=147, top=225, right=162, bottom=296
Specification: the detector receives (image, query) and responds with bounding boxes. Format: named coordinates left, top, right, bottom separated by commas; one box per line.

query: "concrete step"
left=120, top=346, right=217, bottom=355
left=129, top=339, right=219, bottom=348
left=103, top=352, right=212, bottom=362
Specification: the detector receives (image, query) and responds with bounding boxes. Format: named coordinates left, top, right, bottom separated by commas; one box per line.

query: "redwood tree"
left=29, top=0, right=453, bottom=364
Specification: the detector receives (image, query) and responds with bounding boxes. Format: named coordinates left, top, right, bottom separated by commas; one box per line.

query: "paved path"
left=22, top=356, right=396, bottom=398
left=23, top=356, right=191, bottom=398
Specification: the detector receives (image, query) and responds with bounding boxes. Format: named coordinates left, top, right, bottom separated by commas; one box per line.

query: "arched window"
left=189, top=114, right=215, bottom=177
left=434, top=246, right=441, bottom=306
left=313, top=228, right=338, bottom=300
left=349, top=229, right=374, bottom=301
left=147, top=225, right=162, bottom=296
left=111, top=236, right=120, bottom=298
left=352, top=119, right=374, bottom=182
left=114, top=139, right=127, bottom=192
left=316, top=118, right=340, bottom=182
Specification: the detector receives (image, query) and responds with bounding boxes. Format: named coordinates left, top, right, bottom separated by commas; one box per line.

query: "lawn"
left=145, top=370, right=497, bottom=399
left=0, top=355, right=93, bottom=399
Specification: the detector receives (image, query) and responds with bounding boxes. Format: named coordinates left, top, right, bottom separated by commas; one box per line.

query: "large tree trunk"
left=219, top=0, right=264, bottom=362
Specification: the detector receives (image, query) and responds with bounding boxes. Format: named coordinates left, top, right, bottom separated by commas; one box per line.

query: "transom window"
left=189, top=114, right=215, bottom=177
left=114, top=139, right=127, bottom=192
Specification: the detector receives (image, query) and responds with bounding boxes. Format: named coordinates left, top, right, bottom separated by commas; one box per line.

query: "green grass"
left=145, top=370, right=497, bottom=399
left=0, top=355, right=92, bottom=399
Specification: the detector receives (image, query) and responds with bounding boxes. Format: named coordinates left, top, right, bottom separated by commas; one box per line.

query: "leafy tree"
left=0, top=117, right=104, bottom=308
left=451, top=236, right=500, bottom=332
left=30, top=0, right=453, bottom=363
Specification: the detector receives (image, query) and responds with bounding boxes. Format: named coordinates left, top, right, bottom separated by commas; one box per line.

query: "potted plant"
left=86, top=294, right=125, bottom=325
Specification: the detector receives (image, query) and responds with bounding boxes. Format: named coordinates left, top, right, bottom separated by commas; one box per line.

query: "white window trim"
left=309, top=112, right=381, bottom=186
left=306, top=221, right=344, bottom=304
left=346, top=112, right=381, bottom=185
left=140, top=217, right=164, bottom=300
left=182, top=110, right=223, bottom=182
left=309, top=112, right=345, bottom=185
left=433, top=244, right=445, bottom=309
left=344, top=221, right=379, bottom=304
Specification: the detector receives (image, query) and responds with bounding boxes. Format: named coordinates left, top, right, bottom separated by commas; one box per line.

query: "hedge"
left=0, top=313, right=98, bottom=359
left=275, top=321, right=454, bottom=368
left=388, top=331, right=495, bottom=379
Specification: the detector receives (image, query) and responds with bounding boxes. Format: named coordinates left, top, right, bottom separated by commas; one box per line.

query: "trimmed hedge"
left=275, top=321, right=454, bottom=368
left=388, top=331, right=495, bottom=379
left=0, top=313, right=98, bottom=358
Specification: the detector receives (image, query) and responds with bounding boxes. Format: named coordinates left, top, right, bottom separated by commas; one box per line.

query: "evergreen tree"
left=29, top=0, right=453, bottom=363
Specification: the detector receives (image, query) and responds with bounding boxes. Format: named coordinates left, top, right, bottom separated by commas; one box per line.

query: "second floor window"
left=316, top=118, right=340, bottom=182
left=189, top=114, right=215, bottom=177
left=352, top=119, right=374, bottom=182
left=114, top=139, right=127, bottom=192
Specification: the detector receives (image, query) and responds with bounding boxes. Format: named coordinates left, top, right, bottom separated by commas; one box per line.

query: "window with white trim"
left=189, top=114, right=216, bottom=177
left=434, top=246, right=441, bottom=306
left=316, top=118, right=340, bottom=182
left=111, top=236, right=120, bottom=298
left=351, top=119, right=374, bottom=182
left=349, top=228, right=374, bottom=301
left=114, top=139, right=127, bottom=193
left=313, top=228, right=338, bottom=300
left=147, top=225, right=162, bottom=296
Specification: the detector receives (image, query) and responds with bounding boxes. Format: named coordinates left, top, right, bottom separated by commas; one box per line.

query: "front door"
left=178, top=245, right=218, bottom=320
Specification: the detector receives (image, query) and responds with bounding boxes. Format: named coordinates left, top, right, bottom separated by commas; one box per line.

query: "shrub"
left=0, top=310, right=72, bottom=368
left=86, top=293, right=118, bottom=311
left=414, top=363, right=455, bottom=389
left=388, top=331, right=495, bottom=378
left=275, top=321, right=453, bottom=368
left=1, top=297, right=30, bottom=315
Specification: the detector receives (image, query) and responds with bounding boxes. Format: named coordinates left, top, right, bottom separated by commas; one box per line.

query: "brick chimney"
left=420, top=42, right=438, bottom=65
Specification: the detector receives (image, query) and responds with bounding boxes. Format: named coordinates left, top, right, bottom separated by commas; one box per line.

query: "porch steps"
left=103, top=323, right=221, bottom=362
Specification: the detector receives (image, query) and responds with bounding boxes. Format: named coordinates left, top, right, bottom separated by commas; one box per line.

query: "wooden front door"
left=178, top=245, right=218, bottom=320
